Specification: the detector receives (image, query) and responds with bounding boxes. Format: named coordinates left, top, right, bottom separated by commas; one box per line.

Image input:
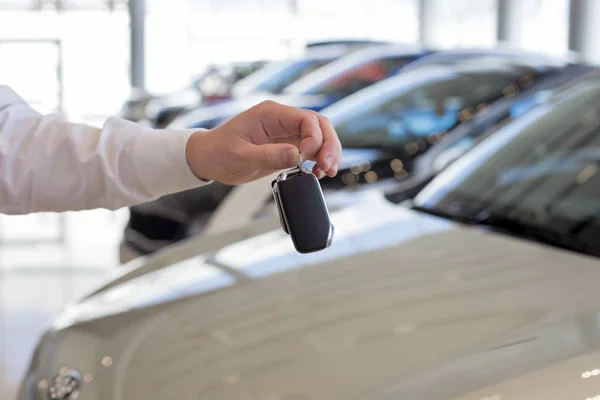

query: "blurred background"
left=0, top=0, right=599, bottom=397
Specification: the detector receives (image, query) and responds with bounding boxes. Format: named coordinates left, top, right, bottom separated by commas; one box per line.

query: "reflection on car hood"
left=40, top=194, right=600, bottom=399
left=168, top=93, right=331, bottom=129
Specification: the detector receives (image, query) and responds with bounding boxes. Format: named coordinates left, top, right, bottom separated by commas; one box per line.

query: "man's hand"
left=185, top=100, right=342, bottom=185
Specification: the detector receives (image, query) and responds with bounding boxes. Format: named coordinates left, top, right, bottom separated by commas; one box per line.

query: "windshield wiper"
left=413, top=205, right=600, bottom=257
left=475, top=210, right=599, bottom=257
left=411, top=205, right=481, bottom=224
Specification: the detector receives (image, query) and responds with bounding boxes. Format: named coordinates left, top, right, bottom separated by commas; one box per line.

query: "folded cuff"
left=132, top=128, right=211, bottom=198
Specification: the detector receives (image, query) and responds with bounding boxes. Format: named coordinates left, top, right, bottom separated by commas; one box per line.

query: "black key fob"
left=271, top=164, right=334, bottom=254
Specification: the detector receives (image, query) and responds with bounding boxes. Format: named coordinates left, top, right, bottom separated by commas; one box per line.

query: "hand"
left=185, top=100, right=342, bottom=185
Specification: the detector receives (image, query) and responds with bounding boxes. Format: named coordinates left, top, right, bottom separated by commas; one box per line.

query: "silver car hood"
left=24, top=193, right=600, bottom=399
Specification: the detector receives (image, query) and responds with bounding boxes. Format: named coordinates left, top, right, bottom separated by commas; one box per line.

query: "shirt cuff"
left=132, top=128, right=212, bottom=198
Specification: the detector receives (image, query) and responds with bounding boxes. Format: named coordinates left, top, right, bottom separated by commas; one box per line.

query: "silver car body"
left=18, top=188, right=600, bottom=399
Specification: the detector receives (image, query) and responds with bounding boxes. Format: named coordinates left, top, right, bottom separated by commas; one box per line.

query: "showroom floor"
left=0, top=210, right=127, bottom=399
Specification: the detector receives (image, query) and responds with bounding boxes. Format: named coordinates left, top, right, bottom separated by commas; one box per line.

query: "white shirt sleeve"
left=0, top=85, right=211, bottom=215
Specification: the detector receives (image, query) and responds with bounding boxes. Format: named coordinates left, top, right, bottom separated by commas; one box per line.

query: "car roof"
left=402, top=47, right=570, bottom=73
left=305, top=39, right=392, bottom=48
left=302, top=43, right=358, bottom=59
left=548, top=68, right=600, bottom=100
left=282, top=43, right=426, bottom=95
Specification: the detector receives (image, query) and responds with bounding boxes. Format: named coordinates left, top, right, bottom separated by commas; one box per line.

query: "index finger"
left=257, top=101, right=323, bottom=160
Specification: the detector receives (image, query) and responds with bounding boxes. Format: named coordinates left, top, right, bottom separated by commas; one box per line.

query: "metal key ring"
left=297, top=152, right=303, bottom=168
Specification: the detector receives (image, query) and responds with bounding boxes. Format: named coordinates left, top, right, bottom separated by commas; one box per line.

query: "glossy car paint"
left=27, top=69, right=600, bottom=399
left=19, top=191, right=600, bottom=399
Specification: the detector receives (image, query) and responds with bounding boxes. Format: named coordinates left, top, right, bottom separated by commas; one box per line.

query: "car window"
left=335, top=70, right=538, bottom=152
left=256, top=58, right=334, bottom=94
left=307, top=56, right=417, bottom=98
left=415, top=75, right=600, bottom=228
left=232, top=57, right=336, bottom=97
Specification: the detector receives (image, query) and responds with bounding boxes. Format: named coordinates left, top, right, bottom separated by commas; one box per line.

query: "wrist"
left=185, top=129, right=215, bottom=182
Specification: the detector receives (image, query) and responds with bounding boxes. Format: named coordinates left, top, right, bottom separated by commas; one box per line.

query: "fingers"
left=298, top=114, right=324, bottom=161
left=273, top=136, right=302, bottom=147
left=252, top=100, right=342, bottom=176
left=257, top=101, right=323, bottom=160
left=245, top=142, right=300, bottom=171
left=313, top=113, right=342, bottom=177
left=312, top=164, right=326, bottom=179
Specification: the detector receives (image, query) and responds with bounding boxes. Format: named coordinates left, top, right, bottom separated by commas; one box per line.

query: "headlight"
left=16, top=329, right=97, bottom=400
left=46, top=368, right=82, bottom=400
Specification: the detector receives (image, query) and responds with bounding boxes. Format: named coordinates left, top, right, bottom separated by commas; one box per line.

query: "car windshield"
left=413, top=72, right=600, bottom=256
left=256, top=58, right=334, bottom=93
left=232, top=57, right=335, bottom=96
left=296, top=55, right=418, bottom=99
left=334, top=67, right=539, bottom=150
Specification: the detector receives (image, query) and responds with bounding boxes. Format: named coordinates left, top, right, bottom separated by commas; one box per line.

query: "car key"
left=271, top=154, right=334, bottom=253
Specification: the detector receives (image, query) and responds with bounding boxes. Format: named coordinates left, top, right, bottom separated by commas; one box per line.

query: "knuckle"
left=319, top=114, right=332, bottom=125
left=308, top=110, right=322, bottom=122
left=305, top=113, right=322, bottom=134
left=258, top=99, right=277, bottom=110
left=229, top=147, right=247, bottom=167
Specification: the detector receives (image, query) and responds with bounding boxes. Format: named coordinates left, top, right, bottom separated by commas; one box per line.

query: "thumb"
left=248, top=143, right=299, bottom=170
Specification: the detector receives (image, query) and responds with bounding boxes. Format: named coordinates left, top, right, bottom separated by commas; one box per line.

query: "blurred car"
left=228, top=46, right=354, bottom=99
left=305, top=39, right=392, bottom=48
left=169, top=43, right=430, bottom=130
left=118, top=61, right=266, bottom=124
left=120, top=51, right=578, bottom=262
left=20, top=70, right=600, bottom=400
left=360, top=62, right=598, bottom=203
left=147, top=45, right=356, bottom=129
left=120, top=44, right=431, bottom=259
left=195, top=60, right=268, bottom=103
left=118, top=88, right=156, bottom=123
left=168, top=46, right=571, bottom=131
left=141, top=61, right=269, bottom=128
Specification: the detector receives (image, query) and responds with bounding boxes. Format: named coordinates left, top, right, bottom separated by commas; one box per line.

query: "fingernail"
left=286, top=147, right=299, bottom=165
